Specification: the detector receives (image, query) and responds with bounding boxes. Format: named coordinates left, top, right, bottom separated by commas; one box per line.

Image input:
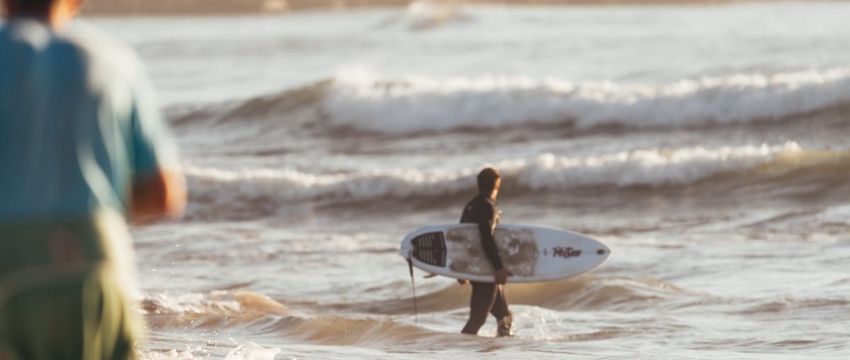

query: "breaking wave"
left=171, top=68, right=850, bottom=135
left=179, top=142, right=850, bottom=219
left=324, top=68, right=850, bottom=134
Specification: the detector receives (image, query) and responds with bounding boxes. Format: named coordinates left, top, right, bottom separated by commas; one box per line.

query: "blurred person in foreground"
left=0, top=0, right=186, bottom=359
left=457, top=168, right=513, bottom=337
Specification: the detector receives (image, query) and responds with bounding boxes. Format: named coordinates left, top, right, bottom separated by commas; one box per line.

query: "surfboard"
left=400, top=224, right=611, bottom=283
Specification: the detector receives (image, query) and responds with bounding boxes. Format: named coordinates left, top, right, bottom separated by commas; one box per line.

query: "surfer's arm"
left=477, top=205, right=504, bottom=271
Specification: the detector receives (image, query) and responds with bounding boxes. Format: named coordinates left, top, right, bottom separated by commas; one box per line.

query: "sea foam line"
left=185, top=142, right=803, bottom=203
left=514, top=142, right=803, bottom=189
left=322, top=68, right=850, bottom=134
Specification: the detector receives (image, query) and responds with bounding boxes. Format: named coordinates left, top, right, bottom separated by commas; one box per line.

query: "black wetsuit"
left=459, top=193, right=512, bottom=336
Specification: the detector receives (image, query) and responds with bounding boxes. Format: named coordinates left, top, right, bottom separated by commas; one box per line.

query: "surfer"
left=0, top=0, right=186, bottom=358
left=457, top=168, right=513, bottom=337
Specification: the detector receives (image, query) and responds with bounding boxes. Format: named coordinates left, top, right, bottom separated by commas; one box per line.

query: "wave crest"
left=175, top=142, right=850, bottom=220
left=324, top=68, right=850, bottom=134
left=517, top=142, right=803, bottom=188
left=170, top=68, right=850, bottom=136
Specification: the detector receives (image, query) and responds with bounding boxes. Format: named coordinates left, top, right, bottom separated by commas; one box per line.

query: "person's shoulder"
left=62, top=22, right=139, bottom=59
left=0, top=19, right=53, bottom=49
left=467, top=194, right=495, bottom=211
left=58, top=21, right=146, bottom=76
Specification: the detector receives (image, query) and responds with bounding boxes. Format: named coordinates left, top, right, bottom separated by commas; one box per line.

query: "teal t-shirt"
left=0, top=19, right=179, bottom=220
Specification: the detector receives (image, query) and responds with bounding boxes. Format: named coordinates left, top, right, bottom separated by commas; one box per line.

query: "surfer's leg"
left=461, top=281, right=498, bottom=335
left=491, top=285, right=513, bottom=337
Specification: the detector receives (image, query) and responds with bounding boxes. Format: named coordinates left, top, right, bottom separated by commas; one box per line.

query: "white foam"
left=139, top=343, right=280, bottom=360
left=141, top=291, right=242, bottom=315
left=138, top=348, right=200, bottom=360
left=185, top=165, right=474, bottom=204
left=185, top=143, right=803, bottom=207
left=323, top=68, right=850, bottom=134
left=224, top=342, right=280, bottom=360
left=514, top=142, right=803, bottom=189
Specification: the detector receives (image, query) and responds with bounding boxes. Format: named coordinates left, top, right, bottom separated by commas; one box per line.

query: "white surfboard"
left=400, top=224, right=611, bottom=283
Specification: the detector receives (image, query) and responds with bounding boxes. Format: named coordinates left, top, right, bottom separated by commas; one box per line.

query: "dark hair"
left=477, top=168, right=501, bottom=194
left=6, top=0, right=57, bottom=15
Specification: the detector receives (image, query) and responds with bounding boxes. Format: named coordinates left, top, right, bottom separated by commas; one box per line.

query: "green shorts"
left=0, top=210, right=143, bottom=360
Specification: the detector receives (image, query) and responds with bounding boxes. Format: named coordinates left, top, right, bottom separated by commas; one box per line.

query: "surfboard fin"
left=423, top=273, right=438, bottom=279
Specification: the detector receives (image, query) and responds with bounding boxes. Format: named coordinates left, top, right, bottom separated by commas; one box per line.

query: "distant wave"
left=174, top=68, right=850, bottom=135
left=514, top=142, right=804, bottom=188
left=182, top=143, right=847, bottom=218
left=185, top=165, right=473, bottom=203
left=324, top=68, right=850, bottom=134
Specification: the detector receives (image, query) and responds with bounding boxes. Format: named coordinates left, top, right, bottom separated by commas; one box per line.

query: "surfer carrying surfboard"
left=457, top=168, right=513, bottom=337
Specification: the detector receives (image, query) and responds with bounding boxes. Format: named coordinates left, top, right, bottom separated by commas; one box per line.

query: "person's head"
left=477, top=167, right=501, bottom=199
left=2, top=0, right=83, bottom=28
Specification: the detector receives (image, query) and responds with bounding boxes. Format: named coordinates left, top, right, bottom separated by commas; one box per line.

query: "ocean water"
left=90, top=1, right=850, bottom=358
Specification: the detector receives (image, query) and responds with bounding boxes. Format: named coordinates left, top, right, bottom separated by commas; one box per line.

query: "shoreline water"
left=82, top=0, right=785, bottom=16
left=81, top=3, right=850, bottom=358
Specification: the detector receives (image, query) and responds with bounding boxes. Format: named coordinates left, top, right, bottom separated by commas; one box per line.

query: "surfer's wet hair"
left=5, top=0, right=59, bottom=15
left=477, top=168, right=501, bottom=194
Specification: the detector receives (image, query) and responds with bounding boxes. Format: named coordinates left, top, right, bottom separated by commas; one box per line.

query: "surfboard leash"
left=407, top=256, right=419, bottom=324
